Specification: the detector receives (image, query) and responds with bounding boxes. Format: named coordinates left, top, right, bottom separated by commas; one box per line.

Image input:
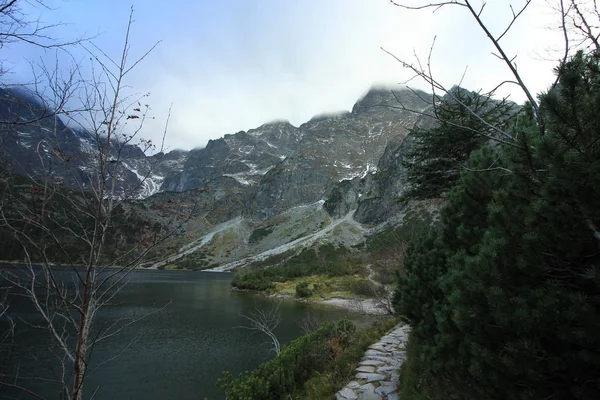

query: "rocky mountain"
left=324, top=111, right=436, bottom=225
left=132, top=87, right=440, bottom=270
left=0, top=87, right=186, bottom=199
left=1, top=84, right=440, bottom=270
left=163, top=121, right=300, bottom=192
left=163, top=87, right=431, bottom=220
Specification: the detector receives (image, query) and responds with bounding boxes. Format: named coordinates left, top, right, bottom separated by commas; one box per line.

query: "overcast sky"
left=4, top=0, right=563, bottom=151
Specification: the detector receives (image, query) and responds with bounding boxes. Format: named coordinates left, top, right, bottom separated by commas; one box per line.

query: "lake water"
left=1, top=268, right=372, bottom=400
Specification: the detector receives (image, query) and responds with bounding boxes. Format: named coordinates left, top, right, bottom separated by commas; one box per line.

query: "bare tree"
left=0, top=0, right=90, bottom=125
left=558, top=0, right=600, bottom=53
left=381, top=0, right=600, bottom=182
left=239, top=303, right=282, bottom=355
left=386, top=1, right=600, bottom=137
left=0, top=7, right=184, bottom=400
left=0, top=0, right=84, bottom=50
left=389, top=1, right=538, bottom=113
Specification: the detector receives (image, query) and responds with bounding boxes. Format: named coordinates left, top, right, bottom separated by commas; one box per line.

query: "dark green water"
left=2, top=268, right=370, bottom=400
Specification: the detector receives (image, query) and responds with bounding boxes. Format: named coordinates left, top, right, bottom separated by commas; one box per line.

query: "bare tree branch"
left=389, top=0, right=543, bottom=134
left=239, top=303, right=282, bottom=355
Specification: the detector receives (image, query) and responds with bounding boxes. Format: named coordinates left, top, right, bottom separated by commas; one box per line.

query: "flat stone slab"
left=370, top=344, right=392, bottom=352
left=375, top=382, right=397, bottom=396
left=376, top=366, right=397, bottom=375
left=347, top=381, right=361, bottom=389
left=360, top=359, right=385, bottom=367
left=336, top=324, right=411, bottom=400
left=365, top=349, right=388, bottom=357
left=356, top=372, right=386, bottom=382
left=337, top=387, right=358, bottom=400
left=363, top=356, right=396, bottom=364
left=356, top=365, right=376, bottom=373
left=357, top=383, right=380, bottom=400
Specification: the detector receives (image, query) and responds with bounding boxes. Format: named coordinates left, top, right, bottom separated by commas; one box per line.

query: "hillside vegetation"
left=231, top=244, right=377, bottom=298
left=218, top=318, right=398, bottom=400
left=0, top=172, right=169, bottom=265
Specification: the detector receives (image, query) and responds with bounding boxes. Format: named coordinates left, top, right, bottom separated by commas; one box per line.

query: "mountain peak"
left=352, top=86, right=404, bottom=114
left=247, top=120, right=297, bottom=138
left=352, top=86, right=431, bottom=114
left=257, top=119, right=295, bottom=130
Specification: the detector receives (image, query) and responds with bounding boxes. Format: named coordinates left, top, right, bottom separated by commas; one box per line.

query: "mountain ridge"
left=1, top=84, right=439, bottom=271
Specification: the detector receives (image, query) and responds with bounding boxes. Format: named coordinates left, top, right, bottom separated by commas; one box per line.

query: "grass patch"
left=271, top=274, right=371, bottom=300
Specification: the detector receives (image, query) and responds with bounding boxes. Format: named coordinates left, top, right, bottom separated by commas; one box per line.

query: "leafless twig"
left=239, top=303, right=282, bottom=355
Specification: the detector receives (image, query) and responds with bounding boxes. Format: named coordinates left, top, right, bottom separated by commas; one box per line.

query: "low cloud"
left=5, top=0, right=564, bottom=151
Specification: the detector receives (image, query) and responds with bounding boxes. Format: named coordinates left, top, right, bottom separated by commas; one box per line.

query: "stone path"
left=335, top=324, right=410, bottom=400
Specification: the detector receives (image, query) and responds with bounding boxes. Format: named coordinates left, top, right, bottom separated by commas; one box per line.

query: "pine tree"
left=396, top=146, right=505, bottom=396
left=396, top=51, right=600, bottom=399
left=402, top=88, right=515, bottom=199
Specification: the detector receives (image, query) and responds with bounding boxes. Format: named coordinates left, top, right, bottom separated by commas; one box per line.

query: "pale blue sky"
left=4, top=0, right=562, bottom=150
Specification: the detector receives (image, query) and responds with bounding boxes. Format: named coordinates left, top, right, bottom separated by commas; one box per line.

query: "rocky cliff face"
left=320, top=92, right=437, bottom=224
left=248, top=88, right=431, bottom=220
left=352, top=108, right=442, bottom=224
left=321, top=134, right=417, bottom=225
left=353, top=136, right=415, bottom=224
left=162, top=121, right=299, bottom=192
left=162, top=87, right=431, bottom=220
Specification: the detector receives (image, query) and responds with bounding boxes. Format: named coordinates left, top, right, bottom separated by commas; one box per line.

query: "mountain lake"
left=1, top=267, right=375, bottom=400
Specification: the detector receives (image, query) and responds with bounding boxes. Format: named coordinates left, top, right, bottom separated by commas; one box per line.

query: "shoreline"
left=316, top=297, right=392, bottom=315
left=234, top=288, right=393, bottom=316
left=2, top=261, right=391, bottom=315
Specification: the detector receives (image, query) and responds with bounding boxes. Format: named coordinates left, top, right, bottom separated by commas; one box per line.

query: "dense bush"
left=231, top=270, right=275, bottom=291
left=296, top=318, right=398, bottom=399
left=348, top=279, right=377, bottom=297
left=295, top=281, right=311, bottom=297
left=249, top=226, right=274, bottom=244
left=218, top=320, right=357, bottom=400
left=395, top=51, right=600, bottom=400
